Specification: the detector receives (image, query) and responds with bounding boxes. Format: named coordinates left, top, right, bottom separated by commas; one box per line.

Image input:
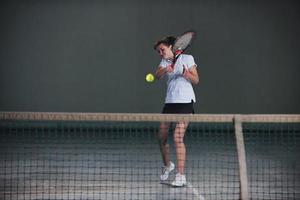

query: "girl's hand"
left=155, top=65, right=174, bottom=79
left=166, top=65, right=174, bottom=73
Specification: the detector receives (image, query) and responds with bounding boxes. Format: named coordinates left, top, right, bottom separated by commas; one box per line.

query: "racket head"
left=172, top=31, right=196, bottom=53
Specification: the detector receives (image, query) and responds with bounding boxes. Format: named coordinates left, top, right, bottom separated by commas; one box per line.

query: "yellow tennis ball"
left=145, top=73, right=155, bottom=82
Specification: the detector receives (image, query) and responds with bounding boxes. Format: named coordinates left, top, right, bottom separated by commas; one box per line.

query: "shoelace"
left=161, top=166, right=169, bottom=174
left=175, top=174, right=181, bottom=178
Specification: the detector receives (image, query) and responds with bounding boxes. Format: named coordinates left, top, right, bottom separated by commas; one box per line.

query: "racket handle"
left=175, top=50, right=183, bottom=58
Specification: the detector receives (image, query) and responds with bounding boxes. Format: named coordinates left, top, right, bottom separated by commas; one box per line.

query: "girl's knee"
left=173, top=134, right=184, bottom=144
left=158, top=122, right=169, bottom=137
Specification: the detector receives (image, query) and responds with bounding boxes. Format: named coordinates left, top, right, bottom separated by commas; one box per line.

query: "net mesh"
left=243, top=122, right=300, bottom=199
left=0, top=112, right=299, bottom=200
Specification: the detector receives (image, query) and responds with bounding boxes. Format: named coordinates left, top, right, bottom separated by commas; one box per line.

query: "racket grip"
left=175, top=50, right=183, bottom=57
left=182, top=65, right=188, bottom=74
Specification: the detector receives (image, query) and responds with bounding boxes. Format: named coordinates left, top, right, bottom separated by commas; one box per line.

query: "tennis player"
left=154, top=36, right=199, bottom=187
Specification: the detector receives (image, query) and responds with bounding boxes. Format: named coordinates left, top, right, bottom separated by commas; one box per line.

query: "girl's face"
left=156, top=43, right=174, bottom=60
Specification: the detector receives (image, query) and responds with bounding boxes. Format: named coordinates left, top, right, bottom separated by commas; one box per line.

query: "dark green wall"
left=1, top=0, right=299, bottom=113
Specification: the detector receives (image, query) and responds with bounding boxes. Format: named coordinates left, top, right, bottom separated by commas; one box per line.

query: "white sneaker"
left=160, top=161, right=175, bottom=181
left=171, top=173, right=186, bottom=187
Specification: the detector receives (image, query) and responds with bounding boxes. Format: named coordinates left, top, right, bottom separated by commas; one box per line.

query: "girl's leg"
left=173, top=121, right=189, bottom=174
left=158, top=122, right=171, bottom=166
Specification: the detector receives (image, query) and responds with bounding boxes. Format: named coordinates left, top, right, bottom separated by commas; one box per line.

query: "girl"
left=154, top=36, right=199, bottom=187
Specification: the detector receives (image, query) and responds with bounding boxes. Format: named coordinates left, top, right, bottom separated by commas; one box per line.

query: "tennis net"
left=0, top=112, right=299, bottom=200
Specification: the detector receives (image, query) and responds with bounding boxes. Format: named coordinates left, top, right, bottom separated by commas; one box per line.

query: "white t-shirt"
left=159, top=54, right=197, bottom=103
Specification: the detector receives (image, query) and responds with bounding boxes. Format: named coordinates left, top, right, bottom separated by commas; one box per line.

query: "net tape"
left=1, top=112, right=300, bottom=123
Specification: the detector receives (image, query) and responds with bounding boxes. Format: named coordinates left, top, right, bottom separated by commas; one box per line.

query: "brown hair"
left=153, top=36, right=176, bottom=50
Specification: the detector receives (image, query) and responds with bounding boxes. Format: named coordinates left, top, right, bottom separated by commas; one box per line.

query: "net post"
left=234, top=115, right=249, bottom=200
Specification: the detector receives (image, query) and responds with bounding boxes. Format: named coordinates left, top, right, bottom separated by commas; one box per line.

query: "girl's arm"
left=183, top=65, right=199, bottom=84
left=155, top=65, right=173, bottom=79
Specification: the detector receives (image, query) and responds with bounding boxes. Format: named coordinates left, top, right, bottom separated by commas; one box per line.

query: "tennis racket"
left=170, top=30, right=196, bottom=69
